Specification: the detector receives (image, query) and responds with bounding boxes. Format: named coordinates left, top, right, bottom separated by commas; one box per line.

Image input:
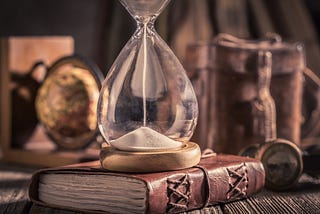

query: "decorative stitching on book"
left=166, top=174, right=191, bottom=213
left=226, top=162, right=248, bottom=200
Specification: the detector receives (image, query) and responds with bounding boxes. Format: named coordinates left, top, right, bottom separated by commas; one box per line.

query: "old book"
left=29, top=154, right=265, bottom=214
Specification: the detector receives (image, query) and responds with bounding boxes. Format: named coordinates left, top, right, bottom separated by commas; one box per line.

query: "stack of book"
left=29, top=154, right=265, bottom=213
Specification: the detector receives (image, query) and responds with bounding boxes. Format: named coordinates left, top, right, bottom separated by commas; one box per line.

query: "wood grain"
left=0, top=162, right=35, bottom=214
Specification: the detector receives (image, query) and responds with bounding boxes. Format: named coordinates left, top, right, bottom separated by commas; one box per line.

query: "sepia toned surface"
left=1, top=161, right=320, bottom=213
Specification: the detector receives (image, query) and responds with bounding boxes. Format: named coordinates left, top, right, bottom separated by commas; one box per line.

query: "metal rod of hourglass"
left=139, top=15, right=156, bottom=127
left=142, top=19, right=148, bottom=127
left=257, top=51, right=277, bottom=142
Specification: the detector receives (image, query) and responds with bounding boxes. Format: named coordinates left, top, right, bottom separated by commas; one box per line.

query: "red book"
left=29, top=154, right=265, bottom=214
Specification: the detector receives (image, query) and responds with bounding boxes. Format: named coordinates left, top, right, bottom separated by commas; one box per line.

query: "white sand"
left=111, top=127, right=182, bottom=151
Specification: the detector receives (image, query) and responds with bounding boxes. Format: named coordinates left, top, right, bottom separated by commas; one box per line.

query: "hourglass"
left=97, top=0, right=201, bottom=172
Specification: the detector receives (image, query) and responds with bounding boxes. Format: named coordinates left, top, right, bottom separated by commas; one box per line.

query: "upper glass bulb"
left=97, top=0, right=198, bottom=152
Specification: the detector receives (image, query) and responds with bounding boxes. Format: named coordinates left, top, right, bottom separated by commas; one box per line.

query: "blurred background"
left=1, top=0, right=320, bottom=165
left=0, top=0, right=319, bottom=75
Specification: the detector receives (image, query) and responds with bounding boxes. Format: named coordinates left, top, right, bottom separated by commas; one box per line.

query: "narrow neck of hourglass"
left=134, top=15, right=157, bottom=38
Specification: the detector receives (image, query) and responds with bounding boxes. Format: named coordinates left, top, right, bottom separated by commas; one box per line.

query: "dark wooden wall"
left=0, top=0, right=111, bottom=70
left=0, top=0, right=319, bottom=74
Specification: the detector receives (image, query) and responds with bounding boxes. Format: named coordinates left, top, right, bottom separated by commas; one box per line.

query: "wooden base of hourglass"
left=100, top=142, right=201, bottom=172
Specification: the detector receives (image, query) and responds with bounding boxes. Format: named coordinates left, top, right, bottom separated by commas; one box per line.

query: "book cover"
left=29, top=154, right=265, bottom=214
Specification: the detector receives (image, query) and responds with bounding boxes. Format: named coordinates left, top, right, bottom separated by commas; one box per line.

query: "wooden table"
left=1, top=161, right=320, bottom=214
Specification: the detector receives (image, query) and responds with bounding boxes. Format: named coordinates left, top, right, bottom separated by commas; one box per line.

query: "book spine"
left=146, top=161, right=265, bottom=213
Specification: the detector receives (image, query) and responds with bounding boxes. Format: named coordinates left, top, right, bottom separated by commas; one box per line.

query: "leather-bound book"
left=29, top=154, right=265, bottom=214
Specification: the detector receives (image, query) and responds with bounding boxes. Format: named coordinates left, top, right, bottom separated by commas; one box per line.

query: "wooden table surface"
left=1, top=161, right=320, bottom=214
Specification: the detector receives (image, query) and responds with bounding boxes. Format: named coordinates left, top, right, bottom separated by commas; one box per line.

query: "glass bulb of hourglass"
left=97, top=0, right=198, bottom=152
